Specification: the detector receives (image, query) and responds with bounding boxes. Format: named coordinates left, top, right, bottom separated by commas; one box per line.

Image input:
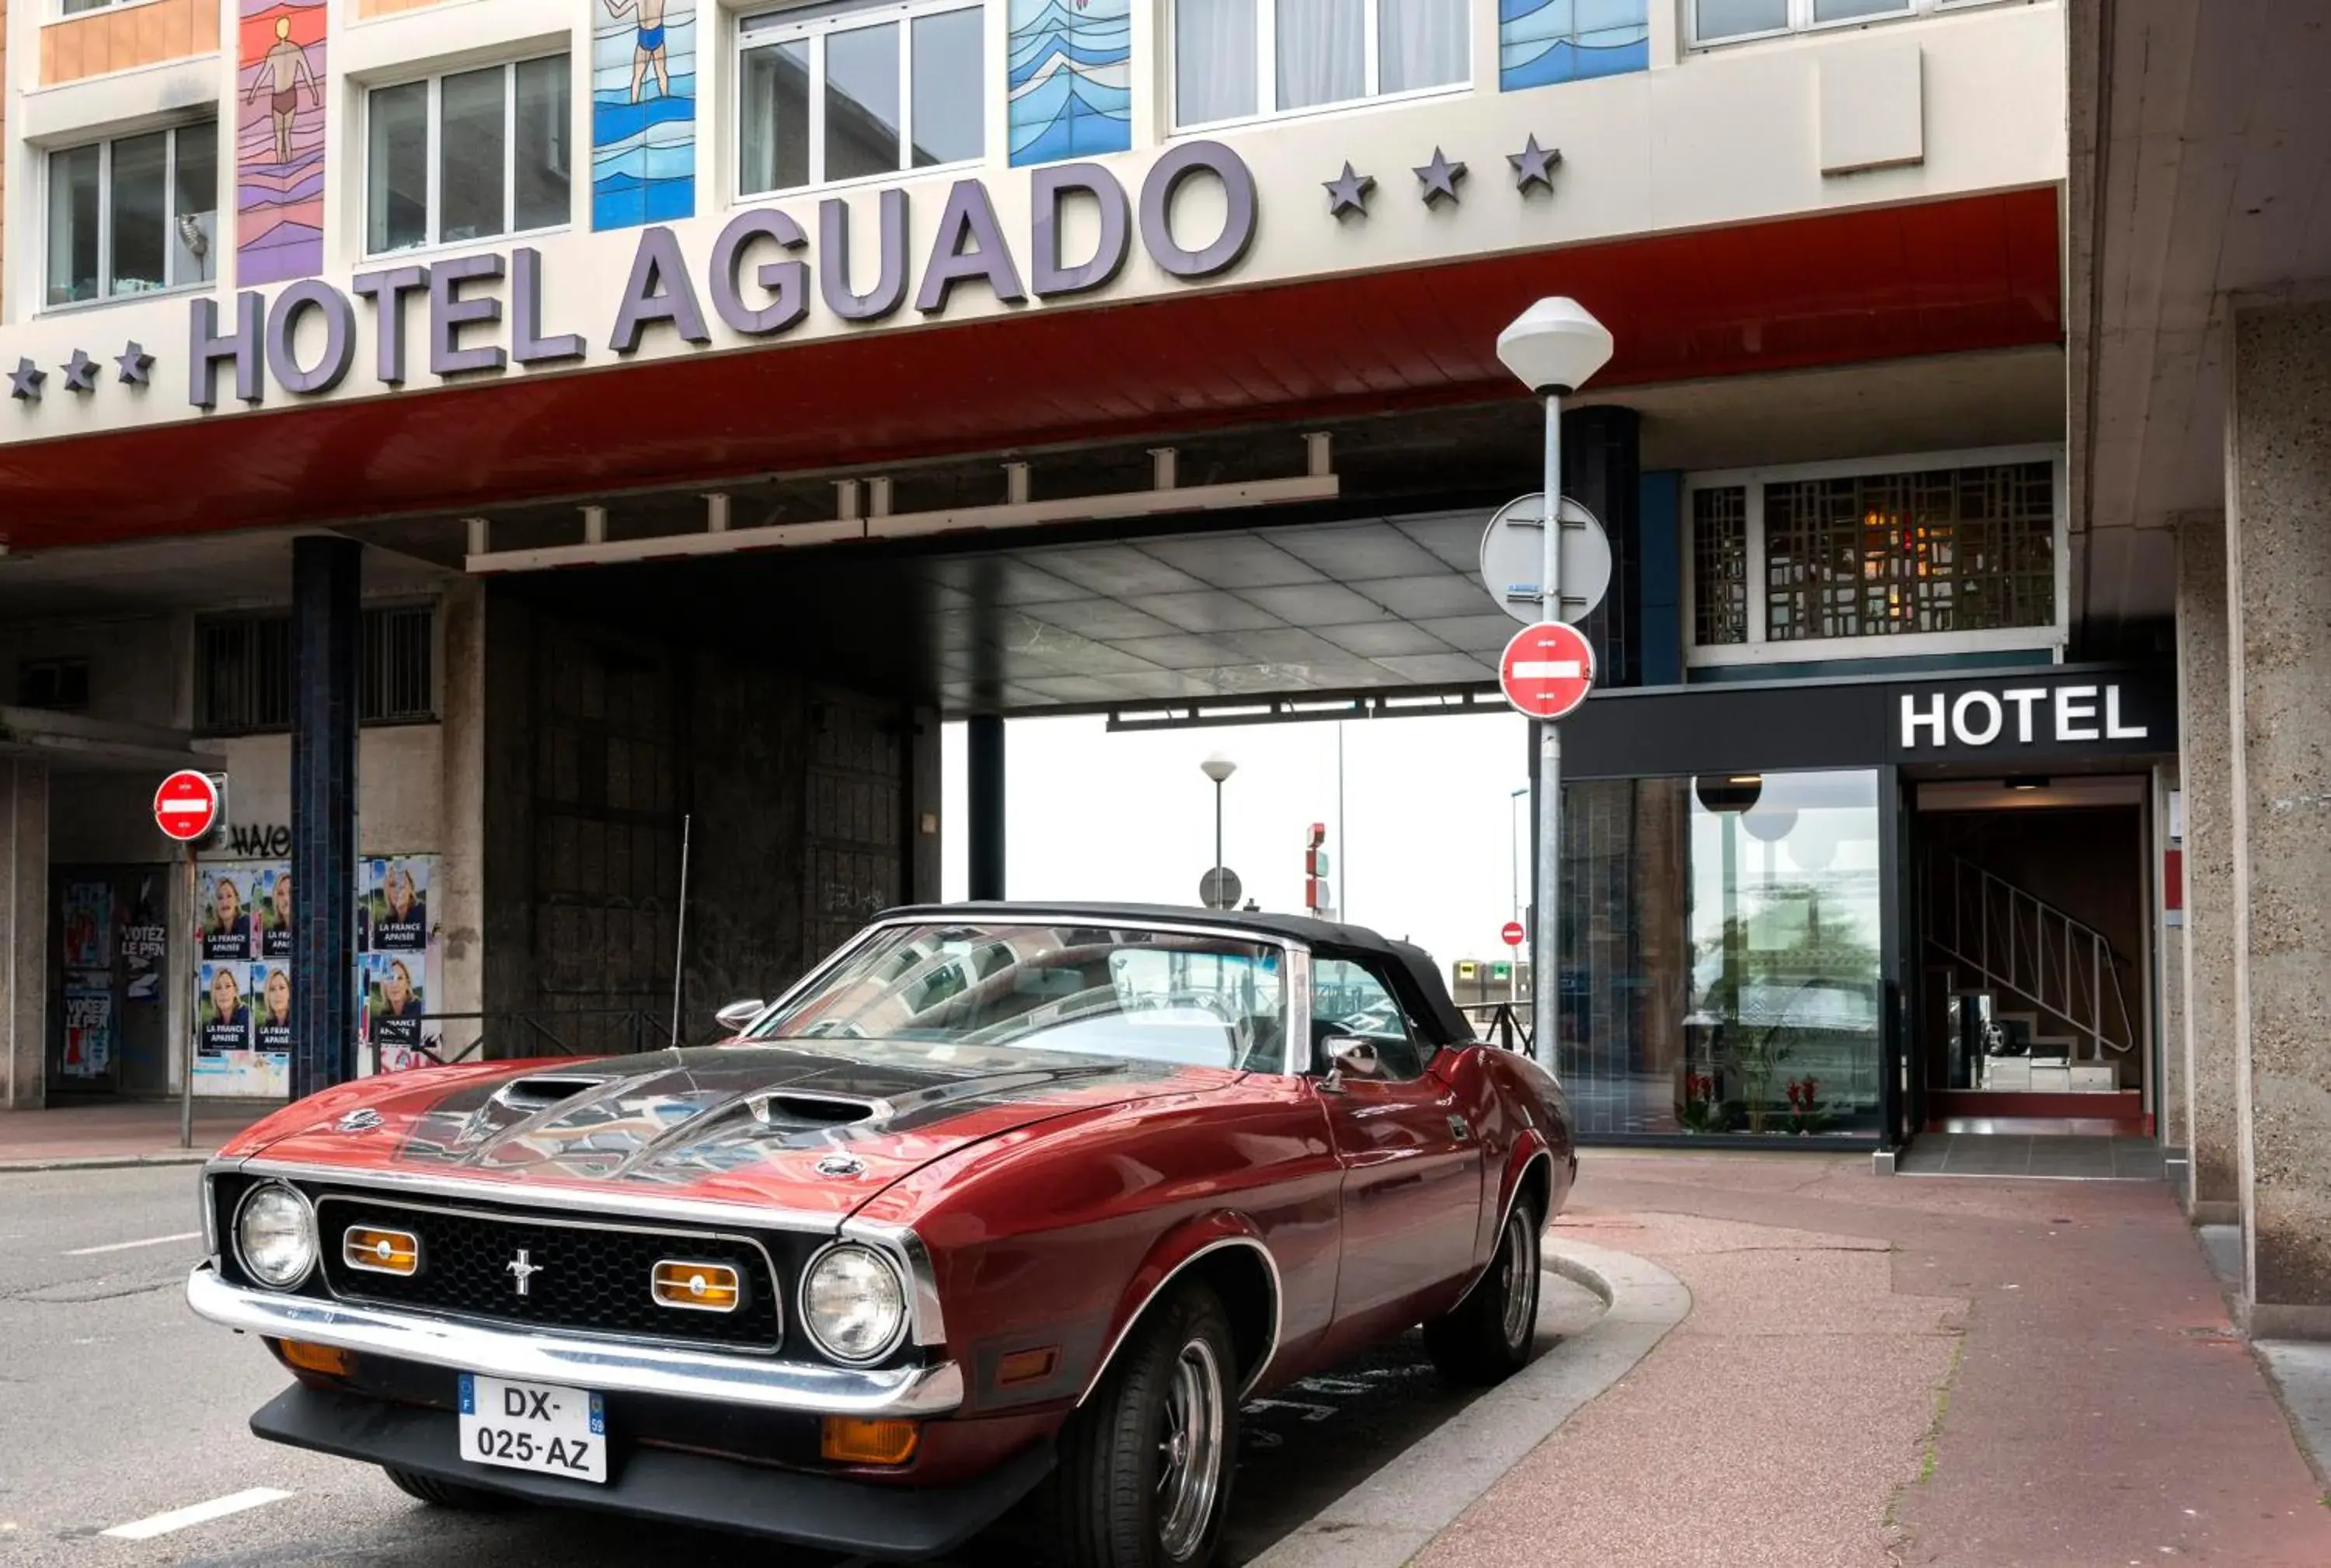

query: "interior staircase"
left=1923, top=851, right=2137, bottom=1070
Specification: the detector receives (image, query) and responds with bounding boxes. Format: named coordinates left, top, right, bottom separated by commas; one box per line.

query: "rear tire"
left=1423, top=1196, right=1542, bottom=1387
left=1037, top=1283, right=1241, bottom=1568
left=382, top=1466, right=513, bottom=1511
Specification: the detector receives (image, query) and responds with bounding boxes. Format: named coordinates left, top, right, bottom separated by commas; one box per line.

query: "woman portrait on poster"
left=371, top=956, right=424, bottom=1049
left=263, top=871, right=293, bottom=958
left=256, top=967, right=294, bottom=1051
left=373, top=862, right=427, bottom=951
left=201, top=964, right=250, bottom=1054
left=205, top=876, right=253, bottom=960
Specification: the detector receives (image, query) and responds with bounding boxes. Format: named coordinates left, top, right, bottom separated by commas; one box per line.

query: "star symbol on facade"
left=8, top=357, right=45, bottom=402
left=1413, top=148, right=1468, bottom=208
left=115, top=341, right=155, bottom=387
left=1508, top=135, right=1563, bottom=196
left=1324, top=162, right=1376, bottom=219
left=60, top=349, right=99, bottom=395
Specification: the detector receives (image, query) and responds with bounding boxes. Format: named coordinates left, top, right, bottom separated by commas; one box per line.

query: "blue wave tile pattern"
left=1500, top=0, right=1650, bottom=91
left=1009, top=0, right=1133, bottom=166
left=593, top=2, right=698, bottom=230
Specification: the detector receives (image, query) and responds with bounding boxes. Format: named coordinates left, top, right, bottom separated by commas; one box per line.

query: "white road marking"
left=1511, top=660, right=1583, bottom=680
left=64, top=1231, right=200, bottom=1256
left=103, top=1489, right=294, bottom=1540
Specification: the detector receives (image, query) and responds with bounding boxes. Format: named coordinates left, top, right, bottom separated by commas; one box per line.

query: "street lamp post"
left=1200, top=754, right=1237, bottom=908
left=1495, top=298, right=1615, bottom=1071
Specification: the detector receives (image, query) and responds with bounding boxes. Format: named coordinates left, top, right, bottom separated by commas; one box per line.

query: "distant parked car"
left=189, top=904, right=1574, bottom=1566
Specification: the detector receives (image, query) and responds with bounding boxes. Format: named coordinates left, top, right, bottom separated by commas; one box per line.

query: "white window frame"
left=1679, top=444, right=2068, bottom=670
left=1167, top=0, right=1472, bottom=136
left=361, top=53, right=572, bottom=261
left=40, top=119, right=218, bottom=314
left=1685, top=0, right=2012, bottom=51
left=733, top=0, right=987, bottom=202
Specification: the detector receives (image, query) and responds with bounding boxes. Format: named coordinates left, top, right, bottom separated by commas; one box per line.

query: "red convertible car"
left=189, top=904, right=1575, bottom=1566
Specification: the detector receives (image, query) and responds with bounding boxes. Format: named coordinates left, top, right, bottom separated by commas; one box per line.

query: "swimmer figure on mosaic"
left=605, top=0, right=671, bottom=103
left=244, top=16, right=318, bottom=166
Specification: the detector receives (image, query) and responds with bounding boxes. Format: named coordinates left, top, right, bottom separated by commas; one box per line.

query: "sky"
left=939, top=710, right=1535, bottom=974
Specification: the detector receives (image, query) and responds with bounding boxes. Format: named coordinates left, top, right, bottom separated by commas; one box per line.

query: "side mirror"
left=1316, top=1034, right=1378, bottom=1092
left=713, top=999, right=765, bottom=1034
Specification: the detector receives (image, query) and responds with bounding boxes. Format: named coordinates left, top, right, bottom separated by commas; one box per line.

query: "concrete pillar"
left=967, top=714, right=1005, bottom=901
left=2176, top=511, right=2239, bottom=1223
left=2225, top=299, right=2331, bottom=1336
left=291, top=537, right=361, bottom=1097
left=1, top=761, right=49, bottom=1110
left=436, top=580, right=486, bottom=1030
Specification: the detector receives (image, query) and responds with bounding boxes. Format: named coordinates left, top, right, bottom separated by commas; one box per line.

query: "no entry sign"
left=1501, top=921, right=1525, bottom=947
left=1499, top=621, right=1596, bottom=721
left=153, top=769, right=221, bottom=842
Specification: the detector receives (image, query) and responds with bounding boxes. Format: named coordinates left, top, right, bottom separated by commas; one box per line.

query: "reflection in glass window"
left=1556, top=772, right=1882, bottom=1139
left=44, top=124, right=218, bottom=308
left=1177, top=0, right=1465, bottom=127
left=739, top=0, right=985, bottom=196
left=364, top=54, right=571, bottom=256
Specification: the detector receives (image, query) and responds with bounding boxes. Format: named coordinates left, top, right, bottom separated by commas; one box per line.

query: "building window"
left=15, top=658, right=91, bottom=713
left=1500, top=0, right=1650, bottom=92
left=366, top=55, right=570, bottom=256
left=198, top=607, right=437, bottom=733
left=737, top=0, right=984, bottom=197
left=1689, top=0, right=2001, bottom=47
left=1685, top=451, right=2063, bottom=668
left=1172, top=0, right=1469, bottom=129
left=44, top=123, right=218, bottom=308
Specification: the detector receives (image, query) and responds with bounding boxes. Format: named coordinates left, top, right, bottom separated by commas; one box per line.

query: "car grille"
left=314, top=1195, right=782, bottom=1352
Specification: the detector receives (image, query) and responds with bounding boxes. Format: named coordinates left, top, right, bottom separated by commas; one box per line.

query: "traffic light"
left=1304, top=822, right=1333, bottom=918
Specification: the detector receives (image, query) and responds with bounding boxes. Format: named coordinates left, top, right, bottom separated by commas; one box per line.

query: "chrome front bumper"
left=186, top=1263, right=964, bottom=1417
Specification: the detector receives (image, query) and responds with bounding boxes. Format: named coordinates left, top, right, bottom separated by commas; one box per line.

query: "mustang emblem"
left=814, top=1152, right=866, bottom=1178
left=335, top=1107, right=384, bottom=1134
left=507, top=1249, right=545, bottom=1296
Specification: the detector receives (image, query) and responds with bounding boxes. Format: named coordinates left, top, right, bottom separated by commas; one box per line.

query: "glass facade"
left=1556, top=769, right=1883, bottom=1140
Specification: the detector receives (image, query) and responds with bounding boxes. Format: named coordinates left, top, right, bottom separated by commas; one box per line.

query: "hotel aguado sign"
left=177, top=143, right=1260, bottom=410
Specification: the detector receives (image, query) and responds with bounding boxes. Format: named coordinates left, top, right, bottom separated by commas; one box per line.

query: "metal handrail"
left=1456, top=1001, right=1534, bottom=1054
left=1926, top=852, right=2136, bottom=1058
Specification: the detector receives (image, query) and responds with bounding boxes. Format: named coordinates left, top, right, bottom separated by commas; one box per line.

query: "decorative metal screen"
left=1764, top=462, right=2054, bottom=643
left=199, top=606, right=436, bottom=732
left=1691, top=486, right=1750, bottom=646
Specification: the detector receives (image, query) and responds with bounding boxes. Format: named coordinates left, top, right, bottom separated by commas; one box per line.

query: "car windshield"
left=747, top=921, right=1287, bottom=1071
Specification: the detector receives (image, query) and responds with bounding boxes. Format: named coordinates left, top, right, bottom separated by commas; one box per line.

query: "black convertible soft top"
left=880, top=901, right=1476, bottom=1047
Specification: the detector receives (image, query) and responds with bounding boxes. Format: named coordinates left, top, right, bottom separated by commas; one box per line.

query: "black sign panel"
left=1563, top=663, right=2176, bottom=780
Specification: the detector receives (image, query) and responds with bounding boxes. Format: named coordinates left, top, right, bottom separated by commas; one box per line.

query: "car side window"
left=1312, top=956, right=1429, bottom=1082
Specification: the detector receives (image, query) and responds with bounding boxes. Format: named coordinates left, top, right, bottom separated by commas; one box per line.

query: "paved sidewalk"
left=0, top=1100, right=277, bottom=1169
left=1427, top=1152, right=2331, bottom=1568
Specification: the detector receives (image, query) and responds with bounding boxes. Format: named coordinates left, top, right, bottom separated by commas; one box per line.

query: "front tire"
left=382, top=1466, right=513, bottom=1511
left=1423, top=1196, right=1542, bottom=1386
left=1038, top=1284, right=1241, bottom=1568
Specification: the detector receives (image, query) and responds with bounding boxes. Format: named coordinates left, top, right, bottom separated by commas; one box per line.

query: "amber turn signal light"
left=651, top=1260, right=742, bottom=1312
left=821, top=1416, right=920, bottom=1466
left=276, top=1338, right=350, bottom=1375
left=343, top=1226, right=421, bottom=1277
left=997, top=1347, right=1060, bottom=1387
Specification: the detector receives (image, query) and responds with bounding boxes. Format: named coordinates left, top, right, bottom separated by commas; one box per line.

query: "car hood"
left=227, top=1041, right=1230, bottom=1221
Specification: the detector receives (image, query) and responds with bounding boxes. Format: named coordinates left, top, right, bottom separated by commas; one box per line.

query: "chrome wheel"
left=1498, top=1207, right=1539, bottom=1351
left=1154, top=1336, right=1225, bottom=1561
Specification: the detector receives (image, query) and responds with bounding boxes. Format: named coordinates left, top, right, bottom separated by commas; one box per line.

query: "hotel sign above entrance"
left=182, top=142, right=1260, bottom=410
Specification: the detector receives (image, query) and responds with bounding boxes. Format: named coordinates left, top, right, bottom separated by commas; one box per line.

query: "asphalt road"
left=0, top=1166, right=1601, bottom=1566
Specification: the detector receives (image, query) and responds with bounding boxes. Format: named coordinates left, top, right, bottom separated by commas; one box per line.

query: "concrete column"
left=1, top=761, right=49, bottom=1110
left=2176, top=511, right=2239, bottom=1223
left=291, top=537, right=361, bottom=1097
left=436, top=580, right=486, bottom=1032
left=967, top=714, right=1005, bottom=901
left=2225, top=299, right=2331, bottom=1337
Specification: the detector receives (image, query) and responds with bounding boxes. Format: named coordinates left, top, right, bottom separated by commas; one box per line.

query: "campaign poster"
left=200, top=869, right=259, bottom=961
left=61, top=977, right=113, bottom=1079
left=122, top=873, right=169, bottom=1004
left=256, top=866, right=294, bottom=960
left=197, top=960, right=253, bottom=1056
left=61, top=881, right=113, bottom=969
left=363, top=858, right=428, bottom=953
left=363, top=951, right=426, bottom=1054
left=251, top=961, right=296, bottom=1055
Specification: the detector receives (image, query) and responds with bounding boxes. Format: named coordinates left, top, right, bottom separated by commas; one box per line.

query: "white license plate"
left=457, top=1375, right=607, bottom=1483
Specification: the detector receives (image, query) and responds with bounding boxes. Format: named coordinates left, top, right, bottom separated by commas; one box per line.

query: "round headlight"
left=801, top=1244, right=908, bottom=1363
left=235, top=1182, right=318, bottom=1289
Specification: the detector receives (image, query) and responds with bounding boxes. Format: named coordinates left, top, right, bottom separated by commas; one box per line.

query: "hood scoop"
left=753, top=1092, right=886, bottom=1131
left=493, top=1073, right=618, bottom=1113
